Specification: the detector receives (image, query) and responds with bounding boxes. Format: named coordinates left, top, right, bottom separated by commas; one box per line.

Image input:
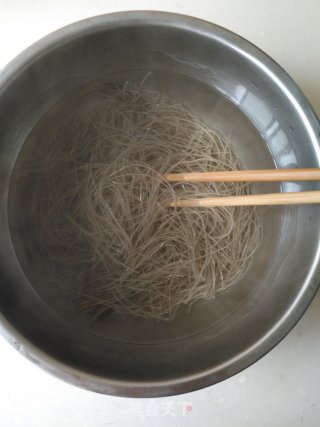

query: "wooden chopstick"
left=165, top=168, right=320, bottom=183
left=167, top=191, right=320, bottom=208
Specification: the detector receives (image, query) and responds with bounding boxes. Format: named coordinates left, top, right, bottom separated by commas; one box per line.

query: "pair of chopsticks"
left=164, top=168, right=320, bottom=207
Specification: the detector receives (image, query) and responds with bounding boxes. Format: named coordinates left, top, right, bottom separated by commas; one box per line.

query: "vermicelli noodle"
left=23, top=82, right=262, bottom=321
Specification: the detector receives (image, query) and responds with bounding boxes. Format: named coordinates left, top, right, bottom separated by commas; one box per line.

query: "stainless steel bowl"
left=0, top=11, right=319, bottom=397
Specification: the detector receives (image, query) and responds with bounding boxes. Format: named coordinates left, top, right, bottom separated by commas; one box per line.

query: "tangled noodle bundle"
left=26, top=83, right=262, bottom=321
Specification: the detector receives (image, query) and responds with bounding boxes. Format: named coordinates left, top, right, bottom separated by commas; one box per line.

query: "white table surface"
left=0, top=1, right=319, bottom=426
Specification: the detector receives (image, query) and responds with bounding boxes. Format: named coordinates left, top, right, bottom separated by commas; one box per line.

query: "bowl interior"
left=1, top=14, right=320, bottom=396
